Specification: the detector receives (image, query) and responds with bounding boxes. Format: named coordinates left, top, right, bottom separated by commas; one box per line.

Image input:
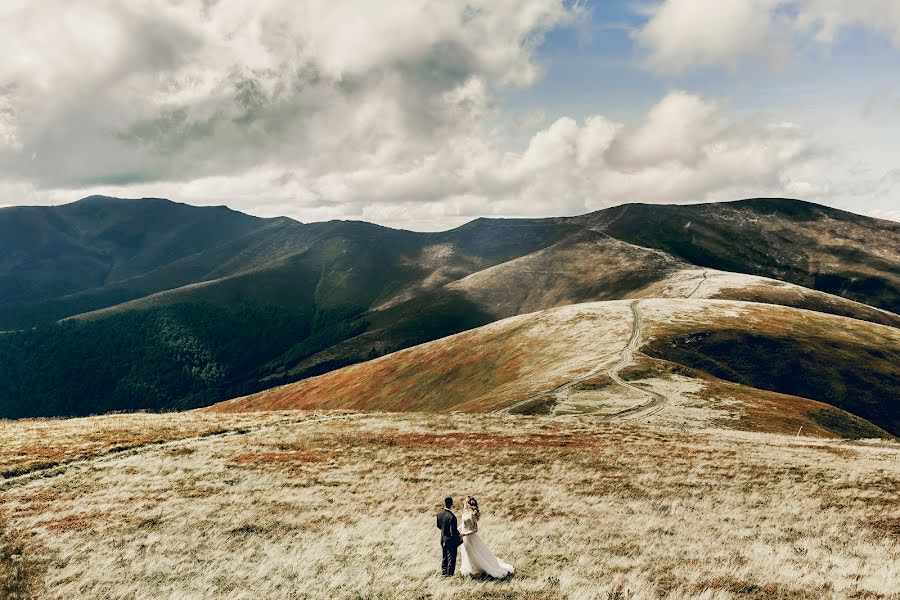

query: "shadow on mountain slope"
left=604, top=199, right=900, bottom=312
left=1, top=197, right=897, bottom=418
left=643, top=329, right=900, bottom=436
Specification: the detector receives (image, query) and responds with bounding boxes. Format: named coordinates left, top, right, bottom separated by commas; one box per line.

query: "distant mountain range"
left=1, top=196, right=898, bottom=435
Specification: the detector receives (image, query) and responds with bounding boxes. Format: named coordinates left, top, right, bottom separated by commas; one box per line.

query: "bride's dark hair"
left=466, top=496, right=480, bottom=518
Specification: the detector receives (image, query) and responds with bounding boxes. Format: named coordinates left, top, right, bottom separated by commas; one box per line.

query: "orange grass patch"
left=41, top=512, right=110, bottom=533
left=230, top=450, right=335, bottom=465
left=0, top=418, right=254, bottom=477
left=212, top=331, right=543, bottom=414
left=793, top=444, right=859, bottom=458
left=372, top=431, right=602, bottom=450
left=6, top=490, right=63, bottom=519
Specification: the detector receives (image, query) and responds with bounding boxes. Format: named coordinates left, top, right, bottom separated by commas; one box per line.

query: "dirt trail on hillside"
left=686, top=270, right=710, bottom=299
left=603, top=204, right=629, bottom=228
left=497, top=300, right=670, bottom=418
left=0, top=412, right=361, bottom=492
left=602, top=301, right=669, bottom=421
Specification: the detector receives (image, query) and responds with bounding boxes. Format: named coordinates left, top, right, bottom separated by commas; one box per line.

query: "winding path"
left=686, top=270, right=710, bottom=299
left=602, top=301, right=668, bottom=421
left=496, top=300, right=669, bottom=419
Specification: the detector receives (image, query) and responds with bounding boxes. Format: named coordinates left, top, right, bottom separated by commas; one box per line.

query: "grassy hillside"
left=643, top=269, right=900, bottom=327
left=217, top=302, right=635, bottom=413
left=1, top=411, right=898, bottom=598
left=211, top=299, right=898, bottom=439
left=643, top=329, right=900, bottom=436
left=2, top=197, right=897, bottom=419
left=445, top=229, right=684, bottom=319
left=604, top=199, right=900, bottom=313
left=0, top=214, right=576, bottom=418
left=273, top=245, right=898, bottom=388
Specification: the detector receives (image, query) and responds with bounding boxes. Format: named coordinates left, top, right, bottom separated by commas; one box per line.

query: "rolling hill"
left=0, top=195, right=897, bottom=423
left=601, top=199, right=900, bottom=312
left=209, top=298, right=899, bottom=438
left=0, top=196, right=579, bottom=330
left=0, top=196, right=276, bottom=327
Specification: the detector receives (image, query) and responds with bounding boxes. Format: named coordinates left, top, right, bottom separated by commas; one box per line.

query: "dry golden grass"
left=639, top=268, right=900, bottom=328
left=1, top=513, right=43, bottom=600
left=211, top=302, right=634, bottom=414
left=210, top=300, right=899, bottom=440
left=1, top=410, right=898, bottom=599
left=0, top=412, right=304, bottom=480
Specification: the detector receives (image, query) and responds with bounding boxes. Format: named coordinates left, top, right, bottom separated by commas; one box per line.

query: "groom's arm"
left=450, top=514, right=460, bottom=538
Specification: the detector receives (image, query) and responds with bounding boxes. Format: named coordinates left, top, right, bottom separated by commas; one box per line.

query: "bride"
left=459, top=496, right=514, bottom=579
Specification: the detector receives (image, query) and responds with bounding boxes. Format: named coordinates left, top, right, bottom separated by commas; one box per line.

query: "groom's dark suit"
left=436, top=507, right=462, bottom=576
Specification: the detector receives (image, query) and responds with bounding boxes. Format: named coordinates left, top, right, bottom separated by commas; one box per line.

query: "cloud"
left=863, top=87, right=900, bottom=120
left=795, top=0, right=900, bottom=45
left=476, top=91, right=824, bottom=216
left=0, top=0, right=572, bottom=189
left=635, top=0, right=900, bottom=72
left=635, top=0, right=788, bottom=72
left=8, top=90, right=830, bottom=229
left=511, top=108, right=547, bottom=133
left=605, top=91, right=729, bottom=168
left=0, top=1, right=882, bottom=230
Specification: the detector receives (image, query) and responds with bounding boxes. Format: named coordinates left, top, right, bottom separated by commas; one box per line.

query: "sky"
left=0, top=0, right=898, bottom=230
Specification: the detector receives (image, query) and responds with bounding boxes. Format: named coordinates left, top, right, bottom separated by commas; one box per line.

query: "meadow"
left=1, top=410, right=898, bottom=599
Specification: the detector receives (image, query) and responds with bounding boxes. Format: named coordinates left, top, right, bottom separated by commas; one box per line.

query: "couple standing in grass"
left=436, top=496, right=514, bottom=579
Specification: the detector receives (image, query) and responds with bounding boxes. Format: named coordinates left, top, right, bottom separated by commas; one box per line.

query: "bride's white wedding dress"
left=459, top=509, right=514, bottom=579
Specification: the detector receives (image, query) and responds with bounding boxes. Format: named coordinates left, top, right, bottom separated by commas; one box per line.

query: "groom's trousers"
left=441, top=539, right=458, bottom=576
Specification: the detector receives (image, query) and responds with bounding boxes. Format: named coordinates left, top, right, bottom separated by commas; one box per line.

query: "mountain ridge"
left=0, top=195, right=897, bottom=425
left=209, top=298, right=898, bottom=437
left=3, top=195, right=897, bottom=328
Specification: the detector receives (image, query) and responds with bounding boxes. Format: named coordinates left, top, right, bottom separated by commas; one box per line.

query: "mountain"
left=273, top=231, right=897, bottom=387
left=602, top=199, right=900, bottom=312
left=209, top=299, right=899, bottom=438
left=0, top=196, right=897, bottom=424
left=0, top=196, right=280, bottom=328
left=0, top=196, right=580, bottom=331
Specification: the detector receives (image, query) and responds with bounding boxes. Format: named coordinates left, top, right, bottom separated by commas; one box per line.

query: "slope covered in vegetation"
left=1, top=196, right=897, bottom=419
left=1, top=411, right=898, bottom=599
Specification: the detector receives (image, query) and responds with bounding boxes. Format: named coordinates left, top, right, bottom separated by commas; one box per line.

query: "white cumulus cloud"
left=9, top=90, right=827, bottom=229
left=0, top=1, right=886, bottom=229
left=635, top=0, right=900, bottom=72
left=0, top=0, right=572, bottom=189
left=635, top=0, right=789, bottom=72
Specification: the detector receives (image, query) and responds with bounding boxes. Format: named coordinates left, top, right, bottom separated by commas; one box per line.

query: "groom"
left=436, top=496, right=462, bottom=577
